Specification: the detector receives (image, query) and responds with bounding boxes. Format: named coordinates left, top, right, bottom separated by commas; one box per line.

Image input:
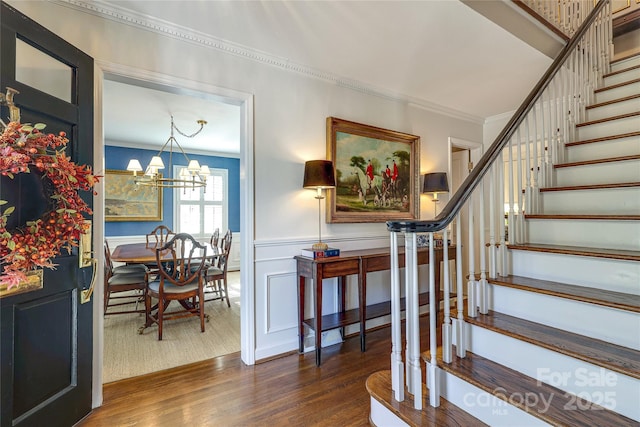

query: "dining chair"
left=144, top=233, right=208, bottom=340
left=104, top=242, right=149, bottom=316
left=145, top=225, right=175, bottom=246
left=205, top=229, right=232, bottom=307
left=210, top=228, right=220, bottom=249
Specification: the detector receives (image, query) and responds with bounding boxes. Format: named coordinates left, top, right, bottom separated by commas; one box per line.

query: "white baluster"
left=427, top=233, right=439, bottom=408
left=389, top=231, right=404, bottom=402
left=524, top=114, right=533, bottom=220
left=467, top=192, right=477, bottom=318
left=479, top=179, right=488, bottom=314
left=532, top=102, right=540, bottom=214
left=406, top=232, right=422, bottom=409
left=540, top=93, right=547, bottom=190
left=404, top=232, right=414, bottom=393
left=498, top=151, right=508, bottom=277
left=489, top=162, right=497, bottom=279
left=516, top=128, right=524, bottom=244
left=455, top=216, right=466, bottom=358
left=442, top=228, right=452, bottom=364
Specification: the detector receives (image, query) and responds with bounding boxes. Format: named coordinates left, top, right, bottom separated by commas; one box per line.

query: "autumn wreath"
left=0, top=120, right=99, bottom=288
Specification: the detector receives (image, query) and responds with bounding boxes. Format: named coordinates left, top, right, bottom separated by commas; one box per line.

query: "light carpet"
left=103, top=271, right=241, bottom=384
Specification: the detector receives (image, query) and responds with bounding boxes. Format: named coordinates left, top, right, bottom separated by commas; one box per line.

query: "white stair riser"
left=565, top=134, right=640, bottom=162
left=467, top=326, right=640, bottom=421
left=369, top=398, right=410, bottom=427
left=577, top=115, right=640, bottom=140
left=526, top=218, right=640, bottom=251
left=540, top=187, right=640, bottom=215
left=510, top=250, right=640, bottom=294
left=611, top=56, right=640, bottom=72
left=554, top=160, right=640, bottom=186
left=587, top=96, right=640, bottom=121
left=489, top=285, right=639, bottom=349
left=604, top=68, right=640, bottom=86
left=594, top=81, right=640, bottom=103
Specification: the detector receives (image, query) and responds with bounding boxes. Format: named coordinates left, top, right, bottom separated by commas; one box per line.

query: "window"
left=174, top=166, right=228, bottom=240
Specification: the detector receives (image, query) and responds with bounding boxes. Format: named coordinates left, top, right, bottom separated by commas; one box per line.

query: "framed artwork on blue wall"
left=105, top=169, right=163, bottom=222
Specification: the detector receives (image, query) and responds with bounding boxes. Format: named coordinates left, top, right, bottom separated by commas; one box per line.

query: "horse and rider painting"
left=326, top=117, right=420, bottom=223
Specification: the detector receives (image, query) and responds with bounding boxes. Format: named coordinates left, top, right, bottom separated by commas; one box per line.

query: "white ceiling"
left=101, top=0, right=553, bottom=154
left=103, top=78, right=241, bottom=156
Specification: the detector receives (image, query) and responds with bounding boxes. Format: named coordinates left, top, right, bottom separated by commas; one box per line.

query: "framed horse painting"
left=326, top=117, right=420, bottom=223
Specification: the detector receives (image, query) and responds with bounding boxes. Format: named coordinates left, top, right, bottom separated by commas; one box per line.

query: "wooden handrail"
left=387, top=0, right=609, bottom=234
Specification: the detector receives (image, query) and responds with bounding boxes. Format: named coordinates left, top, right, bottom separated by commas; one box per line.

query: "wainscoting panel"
left=265, top=271, right=298, bottom=334
left=253, top=234, right=393, bottom=361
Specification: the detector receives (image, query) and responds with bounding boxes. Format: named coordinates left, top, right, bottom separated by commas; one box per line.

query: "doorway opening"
left=448, top=136, right=482, bottom=281
left=95, top=65, right=255, bottom=389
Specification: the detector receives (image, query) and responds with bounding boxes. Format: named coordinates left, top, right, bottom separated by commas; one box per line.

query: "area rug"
left=103, top=271, right=241, bottom=383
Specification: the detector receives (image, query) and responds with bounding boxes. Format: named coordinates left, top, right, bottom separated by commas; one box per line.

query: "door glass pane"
left=179, top=205, right=200, bottom=234
left=15, top=39, right=72, bottom=103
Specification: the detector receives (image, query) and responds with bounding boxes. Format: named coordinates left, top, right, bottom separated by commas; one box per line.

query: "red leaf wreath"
left=0, top=121, right=100, bottom=288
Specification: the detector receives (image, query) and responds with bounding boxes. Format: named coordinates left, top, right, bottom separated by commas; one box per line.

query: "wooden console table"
left=295, top=245, right=456, bottom=366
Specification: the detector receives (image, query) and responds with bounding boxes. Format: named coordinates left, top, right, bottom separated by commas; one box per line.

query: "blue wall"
left=105, top=145, right=240, bottom=237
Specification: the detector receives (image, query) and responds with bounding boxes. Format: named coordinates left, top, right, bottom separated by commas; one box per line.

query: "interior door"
left=0, top=2, right=95, bottom=426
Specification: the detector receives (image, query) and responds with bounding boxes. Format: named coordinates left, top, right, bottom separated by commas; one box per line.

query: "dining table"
left=110, top=241, right=220, bottom=265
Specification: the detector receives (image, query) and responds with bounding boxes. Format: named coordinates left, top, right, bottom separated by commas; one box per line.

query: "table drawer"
left=320, top=259, right=359, bottom=278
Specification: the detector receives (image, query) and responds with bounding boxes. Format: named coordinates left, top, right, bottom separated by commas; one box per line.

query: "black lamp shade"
left=303, top=160, right=336, bottom=189
left=423, top=172, right=449, bottom=194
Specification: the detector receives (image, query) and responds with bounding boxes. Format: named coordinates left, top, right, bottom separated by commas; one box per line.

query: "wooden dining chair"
left=104, top=242, right=149, bottom=316
left=205, top=229, right=232, bottom=307
left=145, top=225, right=175, bottom=246
left=210, top=228, right=220, bottom=249
left=144, top=233, right=208, bottom=340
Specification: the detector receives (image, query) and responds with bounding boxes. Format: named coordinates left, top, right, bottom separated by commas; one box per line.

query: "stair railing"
left=386, top=0, right=612, bottom=409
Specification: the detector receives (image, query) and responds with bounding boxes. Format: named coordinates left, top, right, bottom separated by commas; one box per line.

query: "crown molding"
left=53, top=0, right=484, bottom=124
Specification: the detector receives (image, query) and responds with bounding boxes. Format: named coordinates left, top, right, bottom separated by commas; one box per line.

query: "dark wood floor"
left=78, top=320, right=433, bottom=426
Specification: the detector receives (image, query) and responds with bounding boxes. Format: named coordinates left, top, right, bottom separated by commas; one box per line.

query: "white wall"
left=10, top=1, right=483, bottom=361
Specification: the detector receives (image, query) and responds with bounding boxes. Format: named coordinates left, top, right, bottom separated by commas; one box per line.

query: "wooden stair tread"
left=507, top=243, right=640, bottom=261
left=540, top=182, right=640, bottom=192
left=431, top=351, right=638, bottom=427
left=524, top=214, right=640, bottom=220
left=565, top=131, right=640, bottom=147
left=576, top=111, right=640, bottom=127
left=554, top=154, right=640, bottom=168
left=604, top=63, right=640, bottom=78
left=466, top=310, right=640, bottom=379
left=611, top=51, right=640, bottom=65
left=489, top=274, right=640, bottom=313
left=365, top=370, right=488, bottom=427
left=587, top=93, right=640, bottom=110
left=593, top=78, right=640, bottom=94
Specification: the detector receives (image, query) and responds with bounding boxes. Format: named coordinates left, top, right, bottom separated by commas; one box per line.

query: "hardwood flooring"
left=78, top=319, right=432, bottom=426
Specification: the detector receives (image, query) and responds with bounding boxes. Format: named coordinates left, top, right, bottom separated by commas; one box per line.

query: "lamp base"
left=312, top=242, right=329, bottom=251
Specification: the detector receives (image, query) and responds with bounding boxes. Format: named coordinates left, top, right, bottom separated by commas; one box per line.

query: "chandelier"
left=126, top=115, right=211, bottom=189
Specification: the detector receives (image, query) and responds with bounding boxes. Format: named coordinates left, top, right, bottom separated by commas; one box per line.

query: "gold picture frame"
left=104, top=169, right=163, bottom=222
left=326, top=117, right=420, bottom=223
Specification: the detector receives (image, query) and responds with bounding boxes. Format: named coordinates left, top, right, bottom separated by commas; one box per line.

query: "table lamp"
left=303, top=160, right=336, bottom=250
left=423, top=172, right=449, bottom=217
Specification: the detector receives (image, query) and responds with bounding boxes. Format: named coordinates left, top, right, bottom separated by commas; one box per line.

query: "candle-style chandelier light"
left=126, top=115, right=210, bottom=189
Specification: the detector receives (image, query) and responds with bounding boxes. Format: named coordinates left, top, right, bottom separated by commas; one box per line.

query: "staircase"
left=367, top=4, right=640, bottom=426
